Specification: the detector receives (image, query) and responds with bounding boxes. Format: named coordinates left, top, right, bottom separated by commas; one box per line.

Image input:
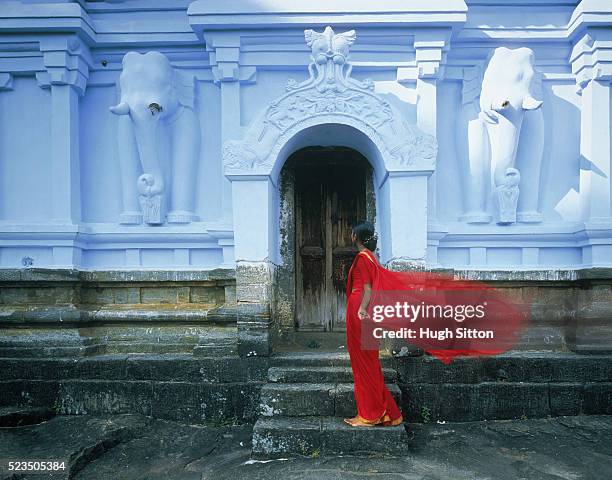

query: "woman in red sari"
left=344, top=221, right=403, bottom=427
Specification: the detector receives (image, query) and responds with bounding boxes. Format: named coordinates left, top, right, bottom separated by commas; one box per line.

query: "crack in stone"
left=69, top=423, right=142, bottom=479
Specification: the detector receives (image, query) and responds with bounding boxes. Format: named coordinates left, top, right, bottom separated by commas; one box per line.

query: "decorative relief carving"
left=223, top=26, right=437, bottom=175
left=389, top=122, right=438, bottom=166
left=265, top=90, right=393, bottom=133
left=223, top=140, right=261, bottom=170
left=494, top=168, right=521, bottom=224
left=137, top=173, right=163, bottom=225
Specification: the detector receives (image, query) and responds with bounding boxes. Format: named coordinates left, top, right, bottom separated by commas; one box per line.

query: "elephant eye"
left=148, top=103, right=163, bottom=115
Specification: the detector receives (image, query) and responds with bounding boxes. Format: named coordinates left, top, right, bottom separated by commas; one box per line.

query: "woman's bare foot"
left=343, top=415, right=360, bottom=426
left=381, top=414, right=403, bottom=427
left=343, top=415, right=380, bottom=427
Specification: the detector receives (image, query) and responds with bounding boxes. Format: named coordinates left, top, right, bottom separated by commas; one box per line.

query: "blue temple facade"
left=0, top=2, right=612, bottom=433
left=0, top=0, right=610, bottom=273
left=1, top=1, right=612, bottom=356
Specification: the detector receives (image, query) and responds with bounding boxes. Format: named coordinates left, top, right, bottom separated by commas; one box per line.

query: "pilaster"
left=414, top=31, right=450, bottom=226
left=382, top=172, right=430, bottom=269
left=230, top=177, right=274, bottom=356
left=414, top=33, right=448, bottom=136
left=36, top=36, right=92, bottom=226
left=204, top=34, right=256, bottom=224
left=570, top=29, right=612, bottom=224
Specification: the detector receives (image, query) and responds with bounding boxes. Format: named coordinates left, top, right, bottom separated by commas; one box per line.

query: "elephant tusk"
left=110, top=102, right=130, bottom=115
left=522, top=95, right=543, bottom=111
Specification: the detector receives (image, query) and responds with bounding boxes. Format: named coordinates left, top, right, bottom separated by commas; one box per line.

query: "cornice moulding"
left=568, top=0, right=612, bottom=39
left=0, top=2, right=95, bottom=44
left=188, top=0, right=468, bottom=39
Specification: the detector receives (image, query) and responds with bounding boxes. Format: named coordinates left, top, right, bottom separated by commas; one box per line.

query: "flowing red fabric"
left=346, top=249, right=527, bottom=368
left=345, top=249, right=402, bottom=422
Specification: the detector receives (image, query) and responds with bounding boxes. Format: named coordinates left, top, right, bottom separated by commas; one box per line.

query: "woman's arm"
left=358, top=283, right=372, bottom=320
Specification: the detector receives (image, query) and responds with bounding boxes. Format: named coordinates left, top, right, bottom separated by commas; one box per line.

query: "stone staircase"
left=252, top=354, right=409, bottom=457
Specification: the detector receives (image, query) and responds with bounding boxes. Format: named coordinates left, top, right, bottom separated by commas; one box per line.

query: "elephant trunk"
left=487, top=109, right=525, bottom=188
left=132, top=109, right=165, bottom=196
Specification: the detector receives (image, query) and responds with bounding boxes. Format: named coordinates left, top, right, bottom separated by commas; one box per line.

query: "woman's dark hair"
left=352, top=221, right=377, bottom=251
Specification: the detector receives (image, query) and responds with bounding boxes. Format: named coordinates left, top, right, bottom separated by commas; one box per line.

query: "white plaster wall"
left=540, top=81, right=581, bottom=222
left=80, top=84, right=123, bottom=223
left=196, top=80, right=224, bottom=222
left=436, top=80, right=464, bottom=222
left=0, top=77, right=52, bottom=222
left=240, top=70, right=293, bottom=128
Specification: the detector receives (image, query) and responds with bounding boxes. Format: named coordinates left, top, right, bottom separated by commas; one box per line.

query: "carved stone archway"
left=223, top=27, right=436, bottom=181
left=224, top=27, right=437, bottom=356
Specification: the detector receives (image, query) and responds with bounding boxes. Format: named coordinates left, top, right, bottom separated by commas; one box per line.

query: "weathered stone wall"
left=0, top=355, right=268, bottom=424
left=1, top=267, right=610, bottom=426
left=1, top=352, right=611, bottom=425
left=2, top=267, right=610, bottom=356
left=446, top=269, right=612, bottom=353
left=394, top=353, right=612, bottom=422
left=0, top=269, right=237, bottom=357
left=235, top=262, right=273, bottom=356
left=273, top=268, right=612, bottom=353
left=274, top=164, right=297, bottom=337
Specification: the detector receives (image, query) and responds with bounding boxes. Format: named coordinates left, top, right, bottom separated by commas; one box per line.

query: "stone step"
left=271, top=352, right=612, bottom=384
left=267, top=366, right=397, bottom=384
left=0, top=355, right=265, bottom=384
left=2, top=353, right=611, bottom=427
left=397, top=352, right=612, bottom=384
left=252, top=416, right=408, bottom=457
left=9, top=352, right=608, bottom=384
left=0, top=345, right=105, bottom=358
left=0, top=378, right=261, bottom=425
left=405, top=380, right=612, bottom=423
left=270, top=352, right=394, bottom=368
left=259, top=382, right=401, bottom=418
left=275, top=332, right=348, bottom=352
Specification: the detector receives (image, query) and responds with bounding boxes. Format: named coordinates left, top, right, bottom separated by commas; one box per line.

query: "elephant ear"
left=113, top=81, right=127, bottom=113
left=523, top=69, right=544, bottom=111
left=174, top=69, right=196, bottom=110
left=461, top=63, right=484, bottom=107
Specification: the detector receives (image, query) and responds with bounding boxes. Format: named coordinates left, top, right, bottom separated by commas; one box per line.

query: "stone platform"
left=397, top=351, right=612, bottom=422
left=1, top=351, right=612, bottom=428
left=1, top=408, right=612, bottom=479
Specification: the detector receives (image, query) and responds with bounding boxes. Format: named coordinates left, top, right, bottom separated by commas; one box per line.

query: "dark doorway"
left=284, top=147, right=373, bottom=332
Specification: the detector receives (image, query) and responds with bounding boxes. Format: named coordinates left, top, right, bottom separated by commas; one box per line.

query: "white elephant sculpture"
left=111, top=51, right=200, bottom=225
left=458, top=47, right=544, bottom=224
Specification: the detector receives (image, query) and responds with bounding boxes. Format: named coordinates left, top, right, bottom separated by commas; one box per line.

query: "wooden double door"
left=291, top=147, right=372, bottom=332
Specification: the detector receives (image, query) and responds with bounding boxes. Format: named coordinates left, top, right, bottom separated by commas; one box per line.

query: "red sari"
left=345, top=249, right=402, bottom=423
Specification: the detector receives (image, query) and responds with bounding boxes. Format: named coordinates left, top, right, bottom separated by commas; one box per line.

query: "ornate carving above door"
left=223, top=26, right=437, bottom=178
